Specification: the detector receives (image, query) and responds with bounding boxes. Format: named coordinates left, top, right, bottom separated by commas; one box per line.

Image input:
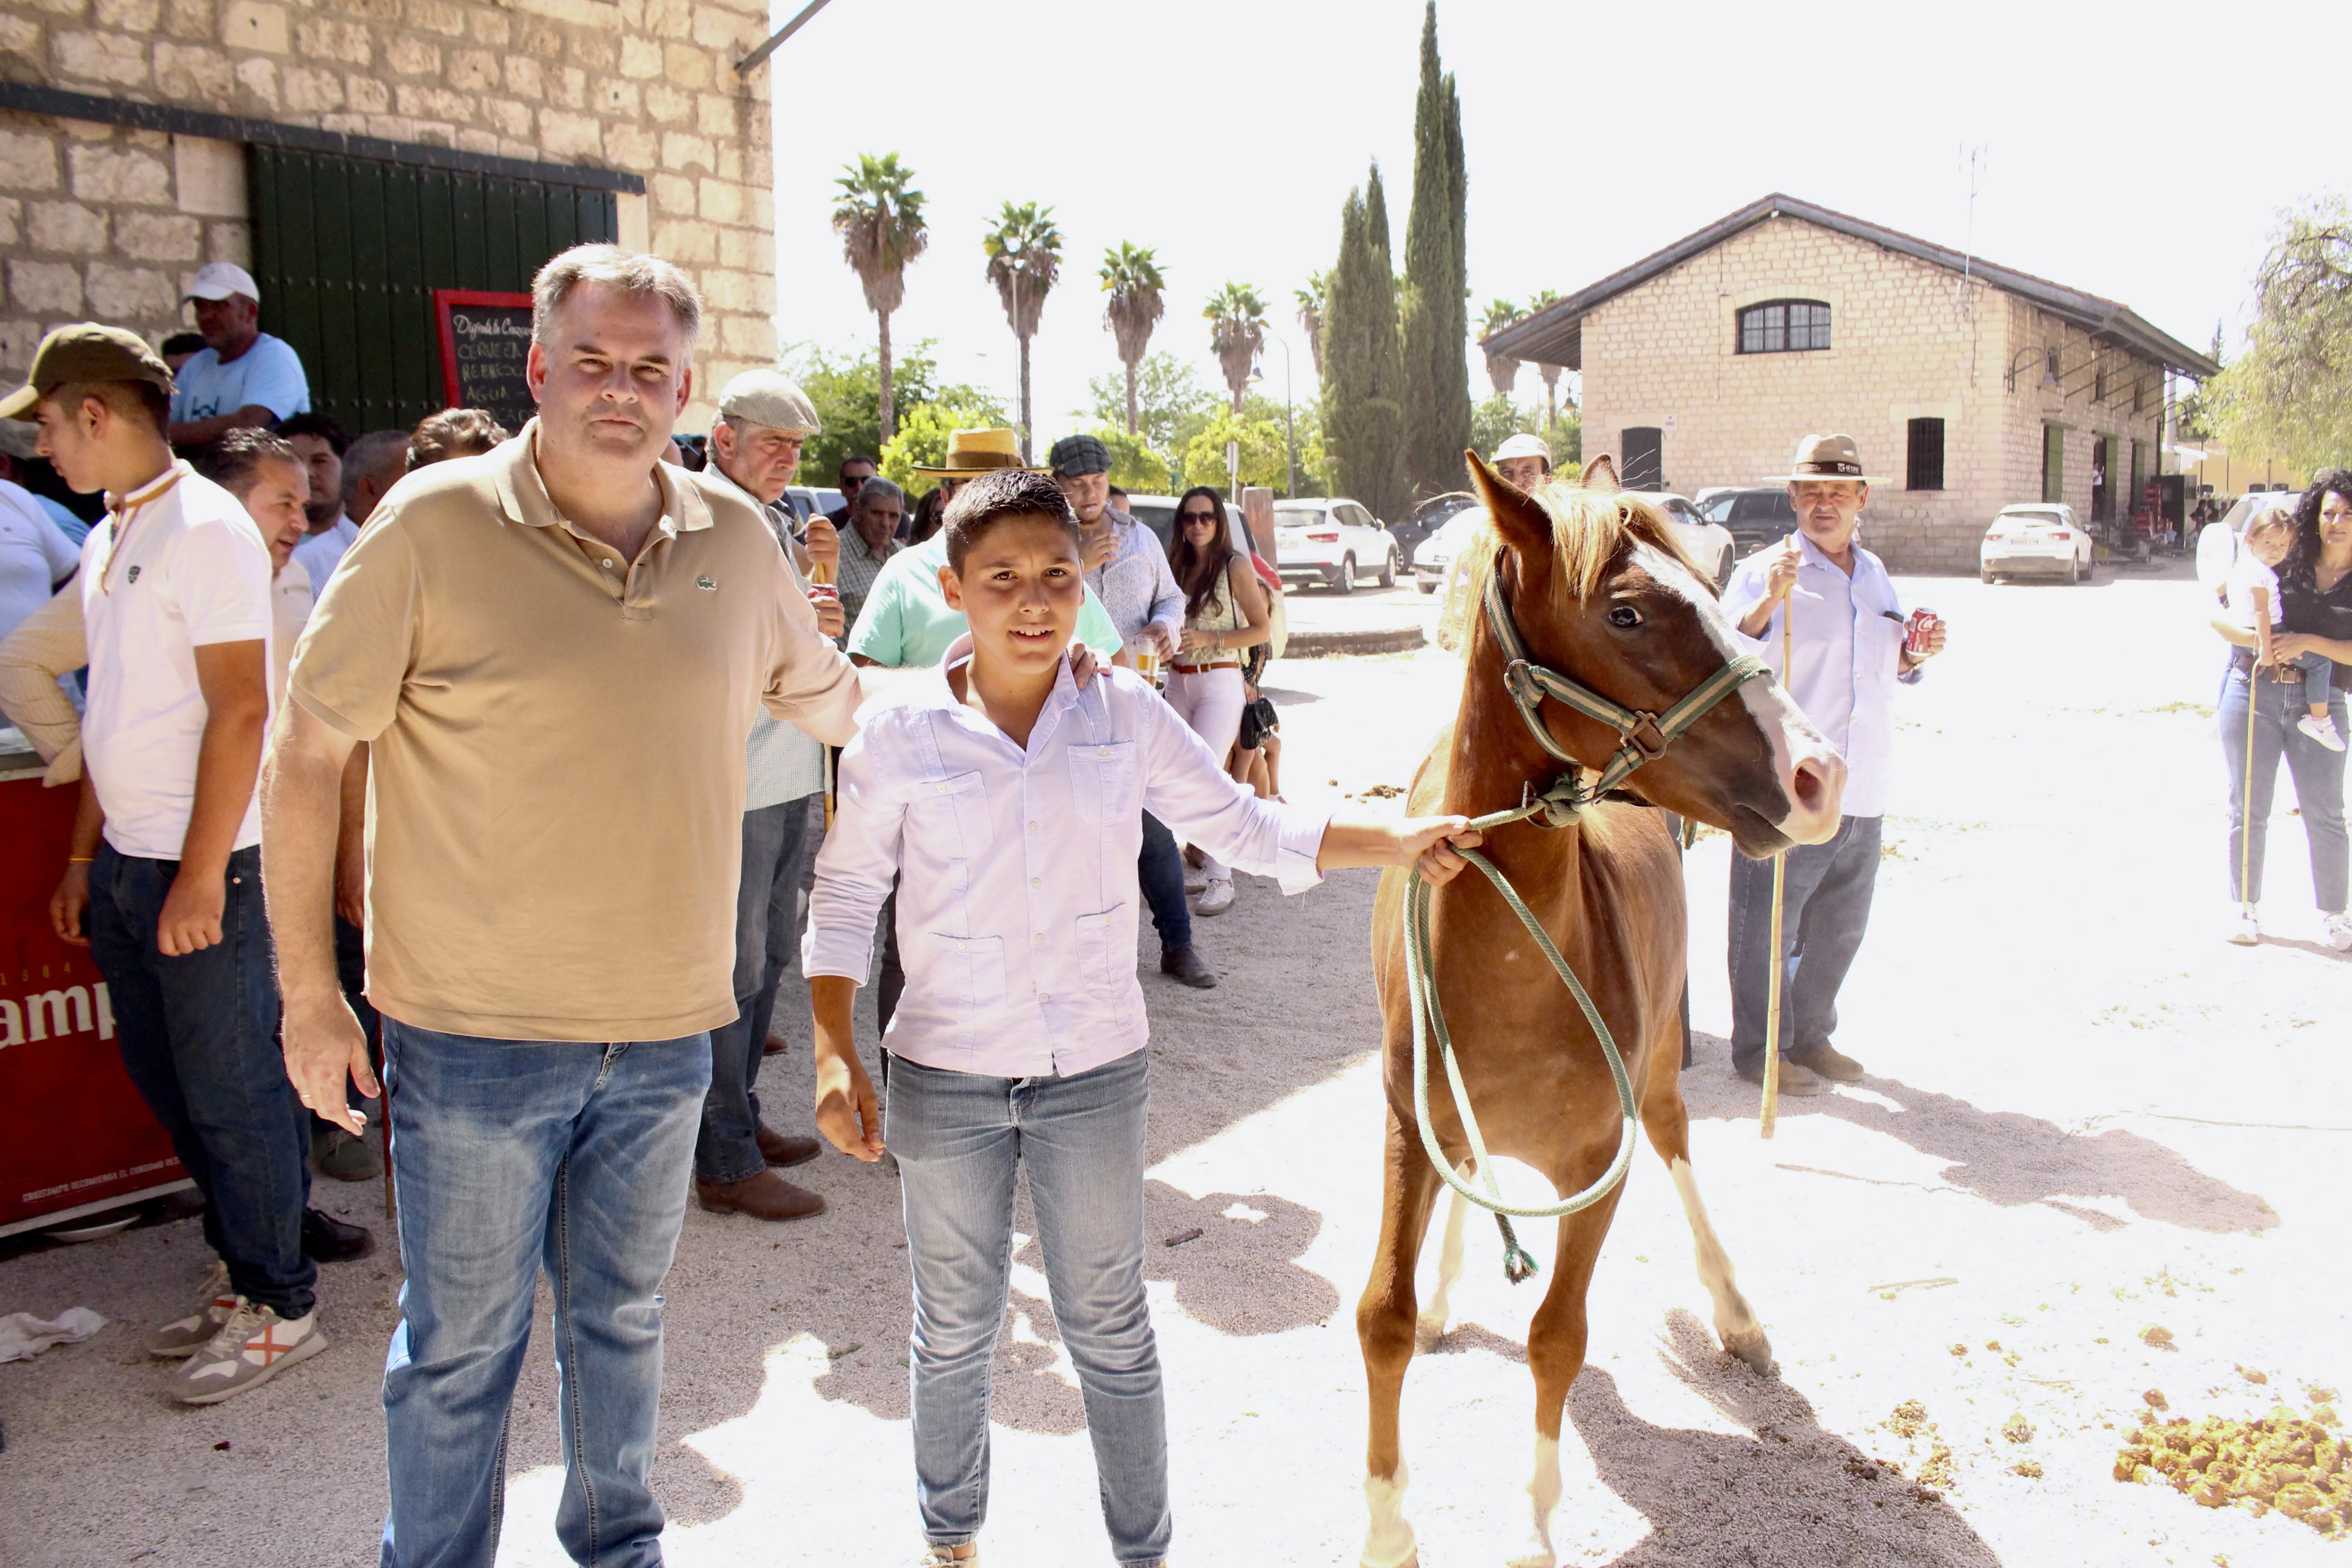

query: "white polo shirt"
left=79, top=462, right=274, bottom=859
left=271, top=559, right=314, bottom=707
left=0, top=478, right=79, bottom=642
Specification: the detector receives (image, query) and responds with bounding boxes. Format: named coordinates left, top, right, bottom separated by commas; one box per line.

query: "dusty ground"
left=3, top=560, right=2348, bottom=1568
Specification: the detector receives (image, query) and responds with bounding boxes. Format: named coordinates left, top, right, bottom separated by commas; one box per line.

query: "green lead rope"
left=1403, top=840, right=1639, bottom=1285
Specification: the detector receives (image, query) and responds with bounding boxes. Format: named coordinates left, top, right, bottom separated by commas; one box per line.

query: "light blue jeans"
left=887, top=1049, right=1169, bottom=1566
left=2220, top=661, right=2350, bottom=911
left=377, top=1019, right=711, bottom=1568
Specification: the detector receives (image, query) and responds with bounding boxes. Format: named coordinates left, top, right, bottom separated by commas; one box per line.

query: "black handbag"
left=1237, top=695, right=1279, bottom=751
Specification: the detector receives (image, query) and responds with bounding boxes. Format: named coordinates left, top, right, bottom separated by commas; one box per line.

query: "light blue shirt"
left=704, top=464, right=826, bottom=811
left=846, top=531, right=1125, bottom=670
left=291, top=513, right=357, bottom=595
left=36, top=494, right=89, bottom=546
left=1721, top=530, right=1917, bottom=819
left=169, top=333, right=311, bottom=423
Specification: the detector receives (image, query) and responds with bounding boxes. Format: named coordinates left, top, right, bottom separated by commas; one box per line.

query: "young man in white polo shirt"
left=13, top=325, right=326, bottom=1403
left=803, top=469, right=1478, bottom=1568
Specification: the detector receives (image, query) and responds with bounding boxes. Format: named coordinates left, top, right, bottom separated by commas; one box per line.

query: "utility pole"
left=1253, top=336, right=1298, bottom=498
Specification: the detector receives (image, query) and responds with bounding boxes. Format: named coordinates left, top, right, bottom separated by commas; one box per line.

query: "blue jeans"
left=1138, top=812, right=1191, bottom=954
left=1726, top=815, right=1882, bottom=1075
left=2220, top=662, right=2349, bottom=911
left=697, top=794, right=815, bottom=1183
left=87, top=842, right=314, bottom=1317
left=887, top=1050, right=1169, bottom=1566
left=2278, top=647, right=2336, bottom=714
left=377, top=1020, right=711, bottom=1568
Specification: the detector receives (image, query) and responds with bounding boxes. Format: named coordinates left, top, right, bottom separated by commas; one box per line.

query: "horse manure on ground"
left=2112, top=1405, right=2348, bottom=1534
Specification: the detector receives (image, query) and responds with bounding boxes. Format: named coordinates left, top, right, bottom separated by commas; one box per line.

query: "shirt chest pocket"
left=908, top=770, right=995, bottom=859
left=1859, top=614, right=1905, bottom=687
left=1066, top=740, right=1140, bottom=827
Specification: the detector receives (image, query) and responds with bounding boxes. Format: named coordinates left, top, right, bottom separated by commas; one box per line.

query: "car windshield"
left=1727, top=493, right=1795, bottom=527
left=2001, top=510, right=2065, bottom=526
left=1272, top=504, right=1326, bottom=524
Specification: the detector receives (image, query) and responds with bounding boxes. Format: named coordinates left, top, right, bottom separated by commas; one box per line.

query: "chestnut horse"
left=1357, top=457, right=1846, bottom=1568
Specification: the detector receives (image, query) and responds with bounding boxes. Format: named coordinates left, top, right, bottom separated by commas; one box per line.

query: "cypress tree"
left=1442, top=72, right=1472, bottom=480
left=1322, top=163, right=1407, bottom=525
left=1401, top=3, right=1474, bottom=500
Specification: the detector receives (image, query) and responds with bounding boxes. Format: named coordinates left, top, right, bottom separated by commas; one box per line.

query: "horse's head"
left=1465, top=451, right=1844, bottom=856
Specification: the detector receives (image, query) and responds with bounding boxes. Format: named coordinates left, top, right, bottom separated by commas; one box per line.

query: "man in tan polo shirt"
left=259, top=245, right=860, bottom=1568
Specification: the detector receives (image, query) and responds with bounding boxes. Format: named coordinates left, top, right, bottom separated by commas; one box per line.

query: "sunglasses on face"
left=1179, top=511, right=1219, bottom=525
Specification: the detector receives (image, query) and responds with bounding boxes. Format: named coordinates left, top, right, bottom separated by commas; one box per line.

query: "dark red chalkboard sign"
left=433, top=289, right=537, bottom=436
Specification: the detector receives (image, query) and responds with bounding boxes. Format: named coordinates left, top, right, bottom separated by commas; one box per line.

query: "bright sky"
left=764, top=0, right=2345, bottom=457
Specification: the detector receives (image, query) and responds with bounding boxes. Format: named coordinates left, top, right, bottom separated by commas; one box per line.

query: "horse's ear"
left=1465, top=449, right=1552, bottom=555
left=1582, top=452, right=1619, bottom=491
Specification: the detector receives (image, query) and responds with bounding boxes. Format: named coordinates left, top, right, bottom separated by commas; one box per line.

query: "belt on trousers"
left=1170, top=658, right=1240, bottom=673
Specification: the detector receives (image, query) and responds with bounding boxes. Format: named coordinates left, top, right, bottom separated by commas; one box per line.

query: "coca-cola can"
left=1904, top=608, right=1940, bottom=656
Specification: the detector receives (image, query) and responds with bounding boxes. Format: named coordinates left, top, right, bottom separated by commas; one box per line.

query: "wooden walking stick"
left=1761, top=548, right=1796, bottom=1140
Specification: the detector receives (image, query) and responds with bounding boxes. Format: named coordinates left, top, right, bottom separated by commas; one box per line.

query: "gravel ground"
left=2, top=560, right=2346, bottom=1568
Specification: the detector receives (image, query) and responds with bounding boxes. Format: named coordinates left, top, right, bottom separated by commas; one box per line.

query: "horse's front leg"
left=1511, top=1177, right=1626, bottom=1568
left=1640, top=1020, right=1772, bottom=1370
left=1358, top=1101, right=1444, bottom=1568
left=1416, top=1160, right=1472, bottom=1345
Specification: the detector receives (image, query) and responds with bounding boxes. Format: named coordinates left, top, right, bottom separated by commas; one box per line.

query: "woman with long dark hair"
left=2211, top=470, right=2352, bottom=947
left=1162, top=486, right=1271, bottom=916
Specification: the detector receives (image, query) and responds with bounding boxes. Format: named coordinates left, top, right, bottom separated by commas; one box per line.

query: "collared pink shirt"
left=804, top=637, right=1331, bottom=1077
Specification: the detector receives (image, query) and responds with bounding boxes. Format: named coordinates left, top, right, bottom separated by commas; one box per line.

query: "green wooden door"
left=247, top=146, right=618, bottom=435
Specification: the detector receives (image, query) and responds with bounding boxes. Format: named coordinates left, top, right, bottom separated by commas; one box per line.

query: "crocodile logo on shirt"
left=696, top=575, right=716, bottom=590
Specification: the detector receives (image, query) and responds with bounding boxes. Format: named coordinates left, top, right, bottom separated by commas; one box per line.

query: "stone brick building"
left=1484, top=194, right=2220, bottom=572
left=0, top=0, right=779, bottom=431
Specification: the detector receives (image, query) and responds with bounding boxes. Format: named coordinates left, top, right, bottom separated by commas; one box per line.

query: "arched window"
left=1737, top=300, right=1832, bottom=355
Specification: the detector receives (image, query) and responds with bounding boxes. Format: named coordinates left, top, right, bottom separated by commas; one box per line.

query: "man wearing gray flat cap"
left=695, top=367, right=847, bottom=1221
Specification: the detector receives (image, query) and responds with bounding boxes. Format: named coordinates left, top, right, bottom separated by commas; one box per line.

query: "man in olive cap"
left=10, top=323, right=338, bottom=1402
left=696, top=368, right=847, bottom=1221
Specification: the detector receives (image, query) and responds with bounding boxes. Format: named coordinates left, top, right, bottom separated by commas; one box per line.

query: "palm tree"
left=1099, top=243, right=1166, bottom=437
left=1205, top=282, right=1269, bottom=413
left=1525, top=289, right=1565, bottom=430
left=1295, top=272, right=1328, bottom=379
left=1479, top=298, right=1523, bottom=398
left=830, top=152, right=928, bottom=441
left=982, top=201, right=1063, bottom=461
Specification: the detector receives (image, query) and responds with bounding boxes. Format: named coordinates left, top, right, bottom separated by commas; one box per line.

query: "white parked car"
left=1271, top=497, right=1403, bottom=593
left=1980, top=503, right=2093, bottom=583
left=1634, top=491, right=1736, bottom=586
left=1412, top=504, right=1488, bottom=595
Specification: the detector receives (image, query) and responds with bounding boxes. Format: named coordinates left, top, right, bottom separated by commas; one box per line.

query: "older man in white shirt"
left=1719, top=434, right=1947, bottom=1096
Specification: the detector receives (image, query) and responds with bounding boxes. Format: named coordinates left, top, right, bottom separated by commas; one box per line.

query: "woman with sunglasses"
left=1163, top=486, right=1272, bottom=916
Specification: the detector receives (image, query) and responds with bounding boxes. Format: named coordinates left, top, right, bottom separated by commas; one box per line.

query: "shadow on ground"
left=1569, top=1311, right=2000, bottom=1567
left=1680, top=1033, right=2277, bottom=1234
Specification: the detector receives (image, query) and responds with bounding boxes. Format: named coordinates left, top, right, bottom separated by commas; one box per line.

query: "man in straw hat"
left=260, top=245, right=862, bottom=1565
left=843, top=427, right=1126, bottom=1042
left=687, top=367, right=854, bottom=1222
left=1718, top=433, right=1946, bottom=1096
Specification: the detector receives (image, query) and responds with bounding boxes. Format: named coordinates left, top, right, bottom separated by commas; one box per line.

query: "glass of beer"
left=1133, top=645, right=1160, bottom=685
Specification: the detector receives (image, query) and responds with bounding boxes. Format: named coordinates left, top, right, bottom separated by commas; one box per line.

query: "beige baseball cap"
left=717, top=369, right=819, bottom=435
left=184, top=262, right=260, bottom=303
left=0, top=323, right=176, bottom=420
left=1492, top=432, right=1551, bottom=466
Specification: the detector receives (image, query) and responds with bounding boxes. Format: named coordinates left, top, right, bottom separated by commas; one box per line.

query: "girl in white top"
left=1160, top=486, right=1273, bottom=914
left=2230, top=509, right=2345, bottom=751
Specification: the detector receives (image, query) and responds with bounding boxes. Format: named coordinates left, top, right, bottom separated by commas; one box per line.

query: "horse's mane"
left=1459, top=485, right=1706, bottom=619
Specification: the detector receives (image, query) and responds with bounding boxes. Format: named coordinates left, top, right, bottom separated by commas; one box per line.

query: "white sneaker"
left=2299, top=713, right=2347, bottom=752
left=168, top=1298, right=327, bottom=1404
left=2226, top=903, right=2260, bottom=946
left=1183, top=864, right=1210, bottom=894
left=2325, top=912, right=2352, bottom=952
left=146, top=1260, right=235, bottom=1358
left=1196, top=877, right=1235, bottom=916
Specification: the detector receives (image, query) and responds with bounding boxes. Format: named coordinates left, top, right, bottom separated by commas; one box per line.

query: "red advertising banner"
left=0, top=774, right=188, bottom=1235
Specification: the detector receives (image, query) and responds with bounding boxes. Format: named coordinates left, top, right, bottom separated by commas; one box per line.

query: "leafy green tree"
left=1205, top=282, right=1270, bottom=412
left=2209, top=198, right=2352, bottom=470
left=1470, top=392, right=1534, bottom=460
left=1524, top=289, right=1566, bottom=429
left=1479, top=299, right=1522, bottom=398
left=1083, top=352, right=1214, bottom=455
left=1099, top=243, right=1166, bottom=437
left=1400, top=2, right=1472, bottom=500
left=789, top=339, right=1012, bottom=485
left=830, top=152, right=928, bottom=441
left=982, top=201, right=1063, bottom=462
left=879, top=393, right=1014, bottom=495
left=1085, top=424, right=1174, bottom=493
left=1544, top=408, right=1581, bottom=469
left=1180, top=406, right=1292, bottom=493
left=1295, top=273, right=1328, bottom=379
left=1321, top=163, right=1408, bottom=521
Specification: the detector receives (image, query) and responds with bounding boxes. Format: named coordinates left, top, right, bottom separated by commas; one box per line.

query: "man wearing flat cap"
left=694, top=367, right=848, bottom=1221
left=167, top=262, right=312, bottom=448
left=1718, top=433, right=1948, bottom=1098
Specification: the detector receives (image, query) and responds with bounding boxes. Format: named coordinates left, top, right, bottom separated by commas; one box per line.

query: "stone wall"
left=0, top=0, right=777, bottom=426
left=1578, top=214, right=2165, bottom=573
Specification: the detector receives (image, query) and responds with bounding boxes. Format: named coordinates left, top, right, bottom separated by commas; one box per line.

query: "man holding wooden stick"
left=1720, top=434, right=1945, bottom=1099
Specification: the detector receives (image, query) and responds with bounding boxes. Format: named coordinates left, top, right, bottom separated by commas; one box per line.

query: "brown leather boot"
left=763, top=1031, right=790, bottom=1056
left=756, top=1125, right=821, bottom=1168
left=696, top=1169, right=826, bottom=1220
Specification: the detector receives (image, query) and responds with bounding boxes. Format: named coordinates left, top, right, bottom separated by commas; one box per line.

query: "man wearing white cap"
left=167, top=263, right=312, bottom=448
left=1491, top=430, right=1552, bottom=492
left=694, top=368, right=844, bottom=1222
left=1719, top=433, right=1947, bottom=1097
